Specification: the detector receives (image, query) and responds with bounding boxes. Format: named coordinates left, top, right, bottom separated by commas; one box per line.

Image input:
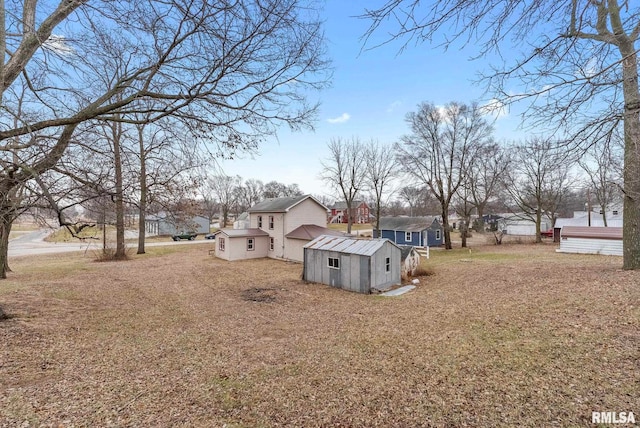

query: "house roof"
left=285, top=224, right=348, bottom=241
left=398, top=245, right=419, bottom=261
left=248, top=194, right=327, bottom=213
left=304, top=235, right=398, bottom=256
left=378, top=216, right=439, bottom=232
left=560, top=226, right=622, bottom=240
left=330, top=200, right=366, bottom=210
left=214, top=228, right=269, bottom=238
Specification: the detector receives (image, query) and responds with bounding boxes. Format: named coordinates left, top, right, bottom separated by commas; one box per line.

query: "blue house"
left=374, top=216, right=443, bottom=247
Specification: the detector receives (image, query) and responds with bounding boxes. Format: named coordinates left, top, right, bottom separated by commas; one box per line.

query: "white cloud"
left=386, top=101, right=402, bottom=113
left=327, top=113, right=350, bottom=124
left=43, top=35, right=74, bottom=55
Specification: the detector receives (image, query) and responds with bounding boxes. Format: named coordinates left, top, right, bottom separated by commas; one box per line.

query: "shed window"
left=435, top=229, right=441, bottom=240
left=405, top=231, right=412, bottom=242
left=257, top=216, right=262, bottom=228
left=328, top=257, right=340, bottom=269
left=385, top=257, right=391, bottom=272
left=247, top=238, right=255, bottom=251
left=269, top=237, right=274, bottom=251
left=269, top=215, right=274, bottom=230
left=219, top=237, right=226, bottom=251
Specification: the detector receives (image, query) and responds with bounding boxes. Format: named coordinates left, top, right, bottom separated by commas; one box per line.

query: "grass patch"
left=44, top=226, right=103, bottom=242
left=1, top=244, right=638, bottom=426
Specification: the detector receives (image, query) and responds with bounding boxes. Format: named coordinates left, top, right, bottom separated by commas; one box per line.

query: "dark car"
left=204, top=233, right=216, bottom=240
left=172, top=232, right=197, bottom=241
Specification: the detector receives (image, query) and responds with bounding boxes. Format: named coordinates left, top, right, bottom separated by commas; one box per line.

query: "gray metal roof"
left=248, top=194, right=327, bottom=213
left=304, top=235, right=398, bottom=256
left=378, top=216, right=439, bottom=232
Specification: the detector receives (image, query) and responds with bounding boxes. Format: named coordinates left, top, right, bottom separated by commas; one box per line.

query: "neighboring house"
left=233, top=212, right=250, bottom=229
left=556, top=226, right=622, bottom=256
left=328, top=201, right=370, bottom=224
left=145, top=213, right=209, bottom=236
left=497, top=214, right=552, bottom=236
left=481, top=214, right=503, bottom=231
left=214, top=194, right=340, bottom=262
left=374, top=216, right=443, bottom=247
left=553, top=210, right=623, bottom=243
left=303, top=235, right=401, bottom=294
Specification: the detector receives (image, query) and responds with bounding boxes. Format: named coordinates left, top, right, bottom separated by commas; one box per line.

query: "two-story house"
left=213, top=194, right=346, bottom=262
left=328, top=200, right=370, bottom=224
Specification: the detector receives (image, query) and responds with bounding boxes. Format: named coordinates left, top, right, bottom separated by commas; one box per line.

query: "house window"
left=219, top=237, right=225, bottom=251
left=385, top=257, right=391, bottom=272
left=269, top=237, right=274, bottom=251
left=435, top=230, right=441, bottom=240
left=257, top=215, right=262, bottom=228
left=247, top=238, right=255, bottom=251
left=613, top=210, right=619, bottom=215
left=328, top=257, right=340, bottom=269
left=405, top=231, right=412, bottom=242
left=268, top=215, right=274, bottom=230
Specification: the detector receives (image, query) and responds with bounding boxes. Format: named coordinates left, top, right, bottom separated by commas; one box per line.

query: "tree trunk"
left=620, top=43, right=640, bottom=269
left=0, top=214, right=11, bottom=278
left=137, top=127, right=146, bottom=255
left=112, top=122, right=126, bottom=259
left=441, top=207, right=452, bottom=250
left=346, top=202, right=353, bottom=234
left=460, top=221, right=467, bottom=248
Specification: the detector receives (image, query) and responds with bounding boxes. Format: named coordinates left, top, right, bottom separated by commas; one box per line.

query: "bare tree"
left=504, top=138, right=575, bottom=243
left=0, top=0, right=330, bottom=278
left=364, top=140, right=397, bottom=236
left=361, top=0, right=640, bottom=268
left=320, top=137, right=367, bottom=234
left=466, top=142, right=512, bottom=232
left=206, top=175, right=241, bottom=228
left=579, top=138, right=624, bottom=226
left=397, top=102, right=493, bottom=249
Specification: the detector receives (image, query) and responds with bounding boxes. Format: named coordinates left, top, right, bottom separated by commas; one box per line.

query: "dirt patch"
left=241, top=287, right=278, bottom=303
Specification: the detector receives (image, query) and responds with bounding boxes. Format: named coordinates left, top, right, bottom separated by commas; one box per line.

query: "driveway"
left=8, top=229, right=211, bottom=258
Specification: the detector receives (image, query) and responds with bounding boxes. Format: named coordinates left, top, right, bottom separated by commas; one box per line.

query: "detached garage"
left=303, top=235, right=401, bottom=294
left=557, top=226, right=623, bottom=256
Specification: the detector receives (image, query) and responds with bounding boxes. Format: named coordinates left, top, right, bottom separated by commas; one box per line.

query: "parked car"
left=204, top=233, right=216, bottom=240
left=540, top=229, right=554, bottom=238
left=172, top=232, right=197, bottom=241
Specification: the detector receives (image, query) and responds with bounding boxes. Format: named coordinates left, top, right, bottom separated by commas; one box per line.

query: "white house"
left=213, top=195, right=346, bottom=262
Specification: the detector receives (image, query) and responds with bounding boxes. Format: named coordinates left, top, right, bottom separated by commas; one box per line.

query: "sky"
left=218, top=1, right=526, bottom=199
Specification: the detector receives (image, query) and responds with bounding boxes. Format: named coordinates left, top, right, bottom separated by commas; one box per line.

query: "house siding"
left=249, top=197, right=327, bottom=260
left=215, top=234, right=269, bottom=261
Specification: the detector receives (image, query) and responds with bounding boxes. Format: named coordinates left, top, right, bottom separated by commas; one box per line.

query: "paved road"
left=8, top=229, right=212, bottom=257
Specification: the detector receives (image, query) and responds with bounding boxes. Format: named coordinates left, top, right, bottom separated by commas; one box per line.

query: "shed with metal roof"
left=556, top=226, right=623, bottom=256
left=303, top=235, right=401, bottom=294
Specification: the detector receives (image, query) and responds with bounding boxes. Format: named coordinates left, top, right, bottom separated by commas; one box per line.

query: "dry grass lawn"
left=1, top=243, right=638, bottom=427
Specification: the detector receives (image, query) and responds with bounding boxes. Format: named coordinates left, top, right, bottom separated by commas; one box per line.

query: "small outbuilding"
left=556, top=226, right=623, bottom=256
left=303, top=235, right=401, bottom=294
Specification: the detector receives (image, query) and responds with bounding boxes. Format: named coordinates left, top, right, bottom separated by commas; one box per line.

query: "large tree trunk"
left=0, top=214, right=11, bottom=278
left=137, top=127, right=146, bottom=255
left=441, top=206, right=452, bottom=250
left=620, top=43, right=640, bottom=270
left=112, top=122, right=126, bottom=259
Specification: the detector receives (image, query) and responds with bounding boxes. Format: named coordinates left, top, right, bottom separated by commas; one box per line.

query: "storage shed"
left=303, top=235, right=401, bottom=294
left=556, top=226, right=623, bottom=256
